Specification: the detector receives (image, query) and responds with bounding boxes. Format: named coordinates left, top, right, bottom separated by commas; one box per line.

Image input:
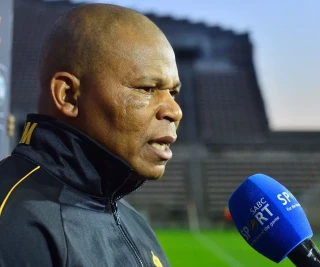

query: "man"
left=0, top=3, right=182, bottom=267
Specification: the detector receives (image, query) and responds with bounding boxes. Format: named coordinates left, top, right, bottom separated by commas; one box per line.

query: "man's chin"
left=132, top=165, right=166, bottom=181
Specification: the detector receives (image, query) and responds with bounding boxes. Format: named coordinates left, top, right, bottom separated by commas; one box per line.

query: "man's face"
left=77, top=29, right=182, bottom=180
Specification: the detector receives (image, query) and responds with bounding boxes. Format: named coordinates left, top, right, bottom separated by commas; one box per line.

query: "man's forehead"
left=97, top=21, right=179, bottom=84
left=124, top=58, right=180, bottom=86
left=111, top=39, right=175, bottom=62
left=108, top=41, right=178, bottom=80
left=106, top=22, right=174, bottom=60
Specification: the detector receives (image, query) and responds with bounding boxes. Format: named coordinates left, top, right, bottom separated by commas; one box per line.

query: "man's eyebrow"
left=136, top=76, right=181, bottom=89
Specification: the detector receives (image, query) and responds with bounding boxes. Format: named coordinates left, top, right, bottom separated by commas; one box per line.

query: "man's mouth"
left=149, top=142, right=170, bottom=151
left=147, top=136, right=176, bottom=160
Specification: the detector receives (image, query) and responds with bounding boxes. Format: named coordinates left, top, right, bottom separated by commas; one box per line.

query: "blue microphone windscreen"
left=228, top=173, right=313, bottom=263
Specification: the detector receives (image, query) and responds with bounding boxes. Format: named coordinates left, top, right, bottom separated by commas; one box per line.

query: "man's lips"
left=148, top=136, right=177, bottom=146
left=147, top=136, right=177, bottom=160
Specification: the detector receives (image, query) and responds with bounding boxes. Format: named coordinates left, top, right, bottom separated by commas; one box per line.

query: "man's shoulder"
left=0, top=156, right=65, bottom=248
left=0, top=155, right=67, bottom=266
left=0, top=154, right=63, bottom=224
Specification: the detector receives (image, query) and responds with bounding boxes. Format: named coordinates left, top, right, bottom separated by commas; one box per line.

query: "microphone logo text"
left=249, top=197, right=273, bottom=226
left=277, top=191, right=300, bottom=211
left=240, top=196, right=280, bottom=242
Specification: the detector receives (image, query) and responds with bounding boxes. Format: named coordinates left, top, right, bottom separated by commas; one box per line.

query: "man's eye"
left=138, top=87, right=156, bottom=94
left=170, top=89, right=178, bottom=97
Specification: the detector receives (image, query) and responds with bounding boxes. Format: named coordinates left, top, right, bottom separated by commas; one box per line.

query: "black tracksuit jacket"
left=0, top=114, right=169, bottom=267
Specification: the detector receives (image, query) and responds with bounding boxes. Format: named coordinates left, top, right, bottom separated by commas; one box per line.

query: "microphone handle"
left=288, top=239, right=320, bottom=266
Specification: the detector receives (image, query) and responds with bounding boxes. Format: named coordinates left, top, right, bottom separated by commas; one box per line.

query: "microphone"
left=228, top=173, right=320, bottom=266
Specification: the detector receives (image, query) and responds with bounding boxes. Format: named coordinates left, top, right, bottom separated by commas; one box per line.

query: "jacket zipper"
left=111, top=200, right=144, bottom=267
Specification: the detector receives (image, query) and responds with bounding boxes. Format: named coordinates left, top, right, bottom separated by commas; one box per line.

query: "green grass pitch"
left=155, top=229, right=311, bottom=267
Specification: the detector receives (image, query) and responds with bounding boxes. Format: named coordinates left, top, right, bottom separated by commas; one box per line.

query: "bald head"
left=38, top=3, right=170, bottom=111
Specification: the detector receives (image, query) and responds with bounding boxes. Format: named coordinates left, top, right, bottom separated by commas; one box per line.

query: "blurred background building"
left=1, top=0, right=320, bottom=230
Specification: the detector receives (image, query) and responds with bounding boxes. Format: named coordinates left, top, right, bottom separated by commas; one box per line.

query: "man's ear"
left=50, top=72, right=80, bottom=118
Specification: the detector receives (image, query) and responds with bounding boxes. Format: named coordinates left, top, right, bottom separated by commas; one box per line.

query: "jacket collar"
left=12, top=114, right=145, bottom=199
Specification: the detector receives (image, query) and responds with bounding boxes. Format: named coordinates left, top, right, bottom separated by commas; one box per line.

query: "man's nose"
left=155, top=90, right=183, bottom=123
